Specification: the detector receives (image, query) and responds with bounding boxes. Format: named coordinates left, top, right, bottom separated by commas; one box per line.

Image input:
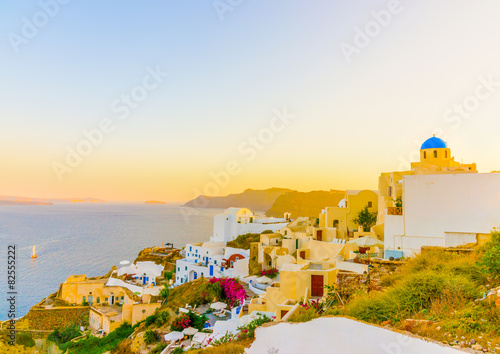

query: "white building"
left=211, top=207, right=289, bottom=242
left=116, top=261, right=164, bottom=286
left=175, top=242, right=250, bottom=285
left=384, top=172, right=500, bottom=257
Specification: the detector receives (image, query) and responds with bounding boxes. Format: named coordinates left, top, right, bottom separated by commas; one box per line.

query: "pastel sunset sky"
left=1, top=1, right=500, bottom=202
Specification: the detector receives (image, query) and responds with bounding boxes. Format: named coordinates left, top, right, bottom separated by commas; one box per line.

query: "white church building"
left=383, top=137, right=500, bottom=258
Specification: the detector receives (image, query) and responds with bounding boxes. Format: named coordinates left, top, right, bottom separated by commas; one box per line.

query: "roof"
left=224, top=207, right=252, bottom=215
left=421, top=136, right=448, bottom=150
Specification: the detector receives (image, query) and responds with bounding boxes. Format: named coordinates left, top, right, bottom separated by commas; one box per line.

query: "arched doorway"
left=263, top=253, right=273, bottom=270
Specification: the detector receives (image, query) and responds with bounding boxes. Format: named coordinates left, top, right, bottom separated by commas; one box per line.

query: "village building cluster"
left=54, top=136, right=500, bottom=342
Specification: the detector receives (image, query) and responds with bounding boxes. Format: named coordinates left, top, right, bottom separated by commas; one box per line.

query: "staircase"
left=240, top=282, right=257, bottom=314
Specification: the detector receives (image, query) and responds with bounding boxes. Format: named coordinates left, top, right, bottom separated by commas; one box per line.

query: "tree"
left=352, top=205, right=377, bottom=232
left=480, top=228, right=500, bottom=278
left=159, top=284, right=169, bottom=305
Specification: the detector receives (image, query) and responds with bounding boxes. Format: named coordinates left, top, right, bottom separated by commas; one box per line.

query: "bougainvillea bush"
left=208, top=277, right=246, bottom=308
left=170, top=311, right=208, bottom=331
left=260, top=268, right=278, bottom=279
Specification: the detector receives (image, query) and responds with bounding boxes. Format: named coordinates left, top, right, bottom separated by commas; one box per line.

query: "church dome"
left=420, top=136, right=448, bottom=150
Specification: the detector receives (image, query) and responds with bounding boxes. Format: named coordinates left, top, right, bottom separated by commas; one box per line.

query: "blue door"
left=209, top=265, right=214, bottom=276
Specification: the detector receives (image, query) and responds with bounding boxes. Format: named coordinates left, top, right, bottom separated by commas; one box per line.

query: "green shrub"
left=144, top=329, right=159, bottom=345
left=289, top=308, right=321, bottom=323
left=480, top=229, right=500, bottom=278
left=172, top=347, right=184, bottom=354
left=155, top=310, right=170, bottom=326
left=347, top=271, right=480, bottom=324
left=151, top=342, right=167, bottom=353
left=164, top=271, right=174, bottom=280
left=16, top=332, right=35, bottom=347
left=160, top=284, right=170, bottom=304
left=61, top=322, right=133, bottom=354
left=48, top=324, right=81, bottom=347
left=145, top=314, right=157, bottom=327
left=347, top=292, right=398, bottom=323
left=237, top=315, right=272, bottom=339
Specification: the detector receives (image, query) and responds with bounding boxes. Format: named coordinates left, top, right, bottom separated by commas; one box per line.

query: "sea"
left=0, top=203, right=221, bottom=321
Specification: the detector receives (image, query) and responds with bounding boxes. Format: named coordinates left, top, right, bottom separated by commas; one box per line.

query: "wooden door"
left=311, top=275, right=324, bottom=297
left=300, top=251, right=306, bottom=259
left=317, top=230, right=323, bottom=241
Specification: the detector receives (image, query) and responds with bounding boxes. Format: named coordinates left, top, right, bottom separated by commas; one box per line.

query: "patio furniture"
left=182, top=327, right=199, bottom=336
left=164, top=331, right=184, bottom=341
left=256, top=276, right=273, bottom=284
left=210, top=302, right=227, bottom=311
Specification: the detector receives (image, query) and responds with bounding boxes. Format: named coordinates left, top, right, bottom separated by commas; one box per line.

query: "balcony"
left=387, top=207, right=402, bottom=216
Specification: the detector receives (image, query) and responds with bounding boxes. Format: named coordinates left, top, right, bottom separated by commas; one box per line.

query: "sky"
left=1, top=0, right=500, bottom=203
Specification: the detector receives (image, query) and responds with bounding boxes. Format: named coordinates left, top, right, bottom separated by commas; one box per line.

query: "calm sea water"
left=0, top=203, right=220, bottom=320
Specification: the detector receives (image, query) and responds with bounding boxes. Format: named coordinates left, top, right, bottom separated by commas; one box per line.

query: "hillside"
left=265, top=190, right=345, bottom=217
left=183, top=188, right=293, bottom=211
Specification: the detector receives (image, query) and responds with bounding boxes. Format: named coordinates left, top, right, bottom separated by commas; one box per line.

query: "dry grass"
left=189, top=339, right=254, bottom=353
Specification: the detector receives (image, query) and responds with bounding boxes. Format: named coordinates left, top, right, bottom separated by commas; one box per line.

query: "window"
left=445, top=150, right=448, bottom=158
left=190, top=247, right=192, bottom=251
left=185, top=266, right=187, bottom=270
left=387, top=186, right=392, bottom=197
left=105, top=297, right=108, bottom=303
left=235, top=257, right=239, bottom=261
left=214, top=260, right=217, bottom=265
left=82, top=296, right=86, bottom=303
left=333, top=220, right=339, bottom=228
left=97, top=297, right=100, bottom=304
left=433, top=150, right=437, bottom=158
left=423, top=151, right=426, bottom=159
left=178, top=267, right=180, bottom=271
left=368, top=201, right=372, bottom=208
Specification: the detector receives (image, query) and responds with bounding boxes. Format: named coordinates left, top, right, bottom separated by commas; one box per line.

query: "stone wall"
left=337, top=272, right=367, bottom=301
left=336, top=259, right=406, bottom=300
left=249, top=242, right=261, bottom=276
left=20, top=306, right=89, bottom=331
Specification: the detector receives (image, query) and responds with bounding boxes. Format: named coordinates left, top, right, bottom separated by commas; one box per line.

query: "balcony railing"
left=387, top=207, right=402, bottom=215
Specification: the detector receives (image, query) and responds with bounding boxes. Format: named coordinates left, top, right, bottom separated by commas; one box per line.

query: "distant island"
left=145, top=201, right=166, bottom=204
left=0, top=195, right=106, bottom=205
left=183, top=188, right=347, bottom=217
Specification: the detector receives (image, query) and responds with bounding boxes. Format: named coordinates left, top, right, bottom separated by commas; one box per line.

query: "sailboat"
left=31, top=245, right=38, bottom=259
